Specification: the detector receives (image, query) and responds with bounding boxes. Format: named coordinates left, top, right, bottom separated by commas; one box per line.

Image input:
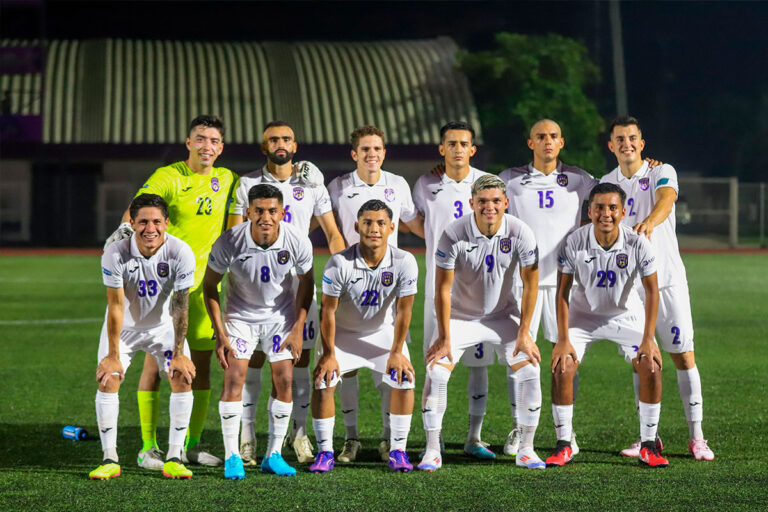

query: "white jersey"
left=558, top=224, right=657, bottom=318
left=207, top=221, right=313, bottom=325
left=327, top=169, right=417, bottom=247
left=500, top=162, right=597, bottom=286
left=232, top=166, right=333, bottom=234
left=435, top=213, right=538, bottom=321
left=412, top=166, right=488, bottom=299
left=600, top=162, right=686, bottom=288
left=321, top=244, right=418, bottom=335
left=101, top=233, right=196, bottom=331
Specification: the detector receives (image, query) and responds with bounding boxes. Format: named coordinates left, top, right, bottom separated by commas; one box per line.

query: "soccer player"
left=228, top=121, right=345, bottom=465
left=412, top=121, right=497, bottom=460
left=546, top=182, right=669, bottom=468
left=90, top=194, right=197, bottom=480
left=326, top=125, right=424, bottom=463
left=104, top=115, right=238, bottom=468
left=310, top=199, right=418, bottom=474
left=499, top=119, right=597, bottom=456
left=422, top=174, right=545, bottom=471
left=601, top=116, right=714, bottom=461
left=203, top=184, right=314, bottom=480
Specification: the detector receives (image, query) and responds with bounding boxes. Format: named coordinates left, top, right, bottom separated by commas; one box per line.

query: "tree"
left=459, top=32, right=606, bottom=173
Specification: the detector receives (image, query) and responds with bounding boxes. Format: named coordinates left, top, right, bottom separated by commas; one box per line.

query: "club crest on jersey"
left=157, top=262, right=169, bottom=277
left=277, top=250, right=290, bottom=265
left=211, top=177, right=220, bottom=192
left=639, top=177, right=650, bottom=191
left=384, top=188, right=395, bottom=202
left=556, top=174, right=568, bottom=187
left=500, top=238, right=512, bottom=253
left=235, top=338, right=247, bottom=354
left=616, top=253, right=628, bottom=269
left=293, top=187, right=304, bottom=201
left=381, top=271, right=394, bottom=286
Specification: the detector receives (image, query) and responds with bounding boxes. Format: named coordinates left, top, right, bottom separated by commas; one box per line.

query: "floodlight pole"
left=609, top=0, right=628, bottom=116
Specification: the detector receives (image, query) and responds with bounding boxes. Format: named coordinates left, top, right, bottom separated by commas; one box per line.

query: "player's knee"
left=169, top=374, right=192, bottom=393
left=670, top=350, right=695, bottom=370
left=634, top=355, right=662, bottom=379
left=426, top=364, right=451, bottom=386
left=513, top=361, right=540, bottom=382
left=99, top=374, right=122, bottom=393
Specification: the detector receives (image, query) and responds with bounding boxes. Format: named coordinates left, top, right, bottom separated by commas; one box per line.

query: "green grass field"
left=1, top=253, right=766, bottom=511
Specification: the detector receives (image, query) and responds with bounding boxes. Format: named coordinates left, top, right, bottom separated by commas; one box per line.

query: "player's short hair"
left=588, top=182, right=626, bottom=206
left=357, top=199, right=393, bottom=220
left=350, top=125, right=385, bottom=150
left=248, top=184, right=283, bottom=205
left=263, top=120, right=293, bottom=132
left=130, top=194, right=169, bottom=220
left=608, top=116, right=641, bottom=137
left=440, top=121, right=475, bottom=142
left=472, top=174, right=506, bottom=196
left=188, top=115, right=225, bottom=138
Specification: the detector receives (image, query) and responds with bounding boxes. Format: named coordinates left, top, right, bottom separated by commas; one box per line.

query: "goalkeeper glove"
left=295, top=160, right=325, bottom=187
left=103, top=222, right=133, bottom=250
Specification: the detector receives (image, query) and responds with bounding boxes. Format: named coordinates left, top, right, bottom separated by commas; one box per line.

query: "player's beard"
left=267, top=150, right=294, bottom=165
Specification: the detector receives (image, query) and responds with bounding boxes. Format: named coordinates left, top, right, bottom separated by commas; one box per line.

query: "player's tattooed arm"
left=514, top=263, right=541, bottom=366
left=552, top=271, right=578, bottom=374
left=169, top=288, right=195, bottom=384
left=634, top=187, right=677, bottom=239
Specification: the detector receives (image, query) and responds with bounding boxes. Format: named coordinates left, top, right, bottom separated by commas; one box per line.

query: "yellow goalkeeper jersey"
left=136, top=161, right=239, bottom=287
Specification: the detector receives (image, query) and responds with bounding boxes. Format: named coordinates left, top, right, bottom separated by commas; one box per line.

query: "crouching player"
left=423, top=175, right=546, bottom=471
left=90, top=194, right=197, bottom=480
left=310, top=199, right=418, bottom=473
left=203, top=184, right=314, bottom=479
left=546, top=183, right=668, bottom=468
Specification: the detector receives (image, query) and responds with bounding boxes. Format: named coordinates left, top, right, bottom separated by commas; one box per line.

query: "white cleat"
left=337, top=439, right=362, bottom=463
left=620, top=436, right=662, bottom=458
left=515, top=447, right=546, bottom=470
left=688, top=439, right=715, bottom=461
left=417, top=450, right=442, bottom=472
left=137, top=447, right=165, bottom=470
left=503, top=428, right=520, bottom=456
left=292, top=435, right=315, bottom=464
left=571, top=431, right=580, bottom=456
left=240, top=440, right=259, bottom=466
left=378, top=439, right=391, bottom=462
left=182, top=446, right=223, bottom=467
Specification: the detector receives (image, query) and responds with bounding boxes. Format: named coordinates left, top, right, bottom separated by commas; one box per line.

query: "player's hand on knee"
left=215, top=337, right=233, bottom=370
left=429, top=162, right=446, bottom=178
left=387, top=353, right=415, bottom=386
left=514, top=331, right=540, bottom=366
left=96, top=355, right=124, bottom=387
left=551, top=340, right=578, bottom=374
left=313, top=355, right=339, bottom=388
left=169, top=354, right=196, bottom=385
left=103, top=222, right=134, bottom=250
left=295, top=161, right=324, bottom=187
left=425, top=337, right=452, bottom=369
left=279, top=333, right=302, bottom=362
left=635, top=339, right=662, bottom=372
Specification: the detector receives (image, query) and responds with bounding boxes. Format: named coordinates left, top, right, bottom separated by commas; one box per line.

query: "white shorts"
left=423, top=294, right=494, bottom=367
left=656, top=286, right=695, bottom=354
left=97, top=322, right=190, bottom=379
left=316, top=327, right=415, bottom=390
left=433, top=315, right=530, bottom=368
left=513, top=285, right=558, bottom=343
left=226, top=320, right=294, bottom=363
left=567, top=310, right=657, bottom=364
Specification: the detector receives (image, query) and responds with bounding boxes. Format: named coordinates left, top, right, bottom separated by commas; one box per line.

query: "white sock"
left=389, top=414, right=412, bottom=451
left=467, top=366, right=488, bottom=442
left=506, top=366, right=517, bottom=428
left=514, top=364, right=542, bottom=427
left=292, top=366, right=311, bottom=439
left=340, top=374, right=359, bottom=440
left=266, top=397, right=292, bottom=457
left=677, top=367, right=704, bottom=439
left=422, top=365, right=451, bottom=452
left=168, top=391, right=193, bottom=460
left=313, top=416, right=334, bottom=453
left=241, top=368, right=261, bottom=443
left=638, top=401, right=661, bottom=443
left=552, top=404, right=573, bottom=442
left=632, top=372, right=641, bottom=412
left=377, top=379, right=392, bottom=440
left=219, top=400, right=243, bottom=459
left=95, top=390, right=119, bottom=461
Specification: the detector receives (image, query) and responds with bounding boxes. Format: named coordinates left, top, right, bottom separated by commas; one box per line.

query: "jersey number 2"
left=196, top=196, right=212, bottom=215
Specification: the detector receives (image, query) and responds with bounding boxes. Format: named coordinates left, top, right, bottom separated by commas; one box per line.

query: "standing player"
left=90, top=194, right=196, bottom=480
left=228, top=121, right=345, bottom=465
left=601, top=116, right=714, bottom=460
left=310, top=200, right=418, bottom=474
left=546, top=183, right=668, bottom=468
left=422, top=175, right=546, bottom=471
left=203, top=184, right=314, bottom=480
left=412, top=121, right=497, bottom=460
left=326, top=125, right=424, bottom=462
left=499, top=119, right=597, bottom=456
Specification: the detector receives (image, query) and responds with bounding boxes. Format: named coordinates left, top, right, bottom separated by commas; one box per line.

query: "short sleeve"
left=636, top=235, right=657, bottom=278
left=578, top=170, right=599, bottom=202
left=557, top=237, right=575, bottom=275
left=136, top=167, right=174, bottom=203
left=412, top=176, right=426, bottom=215
left=435, top=228, right=458, bottom=270
left=321, top=256, right=344, bottom=297
left=327, top=177, right=342, bottom=213
left=397, top=253, right=419, bottom=297
left=294, top=236, right=314, bottom=275
left=516, top=222, right=538, bottom=268
left=174, top=242, right=197, bottom=291
left=207, top=234, right=232, bottom=275
left=652, top=164, right=679, bottom=195
left=231, top=178, right=248, bottom=216
left=312, top=185, right=333, bottom=217
left=398, top=178, right=418, bottom=223
left=101, top=245, right=123, bottom=288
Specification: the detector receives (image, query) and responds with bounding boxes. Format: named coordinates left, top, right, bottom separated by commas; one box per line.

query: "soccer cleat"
left=137, top=447, right=165, bottom=470
left=261, top=452, right=296, bottom=476
left=291, top=435, right=315, bottom=464
left=639, top=441, right=669, bottom=468
left=516, top=447, right=546, bottom=470
left=503, top=428, right=520, bottom=456
left=378, top=439, right=391, bottom=462
left=464, top=440, right=496, bottom=460
left=388, top=450, right=413, bottom=472
left=417, top=450, right=442, bottom=472
left=224, top=454, right=245, bottom=480
left=688, top=439, right=715, bottom=461
left=620, top=435, right=663, bottom=457
left=571, top=431, right=580, bottom=456
left=182, top=445, right=223, bottom=467
left=89, top=461, right=121, bottom=479
left=337, top=439, right=362, bottom=463
left=545, top=440, right=574, bottom=467
left=240, top=440, right=258, bottom=467
left=162, top=459, right=192, bottom=479
left=309, top=451, right=335, bottom=473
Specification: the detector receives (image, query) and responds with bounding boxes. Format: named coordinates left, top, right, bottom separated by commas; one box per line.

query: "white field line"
left=0, top=318, right=102, bottom=326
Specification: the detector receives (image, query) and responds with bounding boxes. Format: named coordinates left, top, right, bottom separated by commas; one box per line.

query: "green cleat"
left=162, top=459, right=193, bottom=479
left=89, top=461, right=121, bottom=480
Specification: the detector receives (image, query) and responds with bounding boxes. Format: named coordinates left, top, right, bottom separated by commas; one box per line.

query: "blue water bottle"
left=62, top=425, right=88, bottom=440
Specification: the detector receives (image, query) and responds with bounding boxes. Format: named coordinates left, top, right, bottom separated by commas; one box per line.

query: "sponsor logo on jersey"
left=466, top=245, right=478, bottom=253
left=639, top=177, right=650, bottom=191
left=179, top=271, right=194, bottom=280
left=381, top=271, right=394, bottom=286
left=128, top=263, right=139, bottom=273
left=157, top=262, right=169, bottom=277
left=293, top=187, right=304, bottom=201
left=500, top=238, right=512, bottom=253
left=350, top=277, right=362, bottom=284
left=642, top=257, right=654, bottom=267
left=436, top=249, right=446, bottom=258
left=102, top=267, right=113, bottom=276
left=556, top=174, right=568, bottom=187
left=211, top=177, right=220, bottom=192
left=431, top=188, right=444, bottom=195
left=322, top=275, right=333, bottom=285
left=585, top=256, right=596, bottom=263
left=384, top=188, right=395, bottom=202
left=277, top=250, right=290, bottom=265
left=181, top=186, right=192, bottom=192
left=656, top=177, right=669, bottom=186
left=616, top=253, right=628, bottom=268
left=347, top=192, right=359, bottom=199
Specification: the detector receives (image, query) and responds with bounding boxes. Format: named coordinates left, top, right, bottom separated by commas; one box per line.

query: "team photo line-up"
left=90, top=114, right=714, bottom=480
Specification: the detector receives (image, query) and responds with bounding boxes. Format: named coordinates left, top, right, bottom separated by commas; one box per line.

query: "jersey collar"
left=353, top=243, right=393, bottom=270
left=260, top=165, right=299, bottom=185
left=245, top=221, right=287, bottom=251
left=614, top=161, right=649, bottom=182
left=351, top=169, right=387, bottom=188
left=527, top=161, right=562, bottom=177
left=441, top=166, right=481, bottom=185
left=587, top=224, right=626, bottom=252
left=129, top=233, right=165, bottom=261
left=470, top=212, right=508, bottom=240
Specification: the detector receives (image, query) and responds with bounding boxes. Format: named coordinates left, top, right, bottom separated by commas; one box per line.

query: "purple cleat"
left=388, top=450, right=413, bottom=472
left=309, top=451, right=335, bottom=474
